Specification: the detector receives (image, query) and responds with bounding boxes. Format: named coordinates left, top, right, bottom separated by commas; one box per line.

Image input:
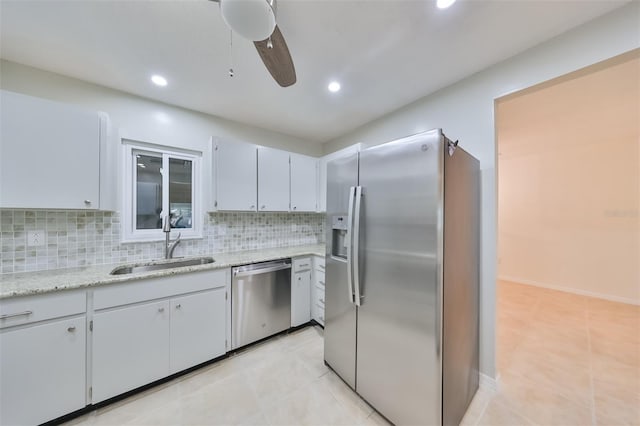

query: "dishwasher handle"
left=233, top=260, right=292, bottom=277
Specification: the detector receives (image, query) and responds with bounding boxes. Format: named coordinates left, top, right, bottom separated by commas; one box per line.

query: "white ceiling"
left=0, top=0, right=628, bottom=143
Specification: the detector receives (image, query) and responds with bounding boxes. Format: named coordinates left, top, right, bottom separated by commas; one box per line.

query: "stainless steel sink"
left=110, top=257, right=215, bottom=275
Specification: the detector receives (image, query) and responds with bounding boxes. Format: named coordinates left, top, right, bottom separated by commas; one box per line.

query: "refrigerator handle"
left=353, top=186, right=363, bottom=306
left=346, top=186, right=356, bottom=304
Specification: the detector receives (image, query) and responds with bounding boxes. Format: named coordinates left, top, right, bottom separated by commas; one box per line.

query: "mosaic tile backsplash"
left=0, top=210, right=325, bottom=274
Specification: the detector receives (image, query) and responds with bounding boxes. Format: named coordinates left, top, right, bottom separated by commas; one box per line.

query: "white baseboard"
left=479, top=372, right=499, bottom=393
left=498, top=275, right=640, bottom=306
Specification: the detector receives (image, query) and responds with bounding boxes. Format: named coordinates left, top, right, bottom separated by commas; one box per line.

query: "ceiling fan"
left=210, top=0, right=296, bottom=87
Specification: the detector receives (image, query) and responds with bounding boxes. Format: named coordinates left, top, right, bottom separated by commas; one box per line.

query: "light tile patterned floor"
left=461, top=281, right=640, bottom=426
left=66, top=281, right=639, bottom=426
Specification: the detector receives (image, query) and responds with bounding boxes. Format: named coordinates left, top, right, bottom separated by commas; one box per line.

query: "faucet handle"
left=162, top=214, right=171, bottom=232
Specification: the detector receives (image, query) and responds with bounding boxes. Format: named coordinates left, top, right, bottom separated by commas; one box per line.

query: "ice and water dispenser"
left=331, top=215, right=349, bottom=259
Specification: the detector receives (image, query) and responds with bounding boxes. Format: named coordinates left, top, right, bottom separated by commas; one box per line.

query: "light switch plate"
left=27, top=230, right=46, bottom=247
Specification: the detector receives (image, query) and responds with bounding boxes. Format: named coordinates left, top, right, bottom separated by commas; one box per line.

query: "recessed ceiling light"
left=151, top=75, right=168, bottom=87
left=437, top=0, right=456, bottom=9
left=328, top=81, right=341, bottom=93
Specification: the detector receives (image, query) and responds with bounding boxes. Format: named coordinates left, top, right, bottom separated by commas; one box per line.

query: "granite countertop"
left=0, top=244, right=325, bottom=299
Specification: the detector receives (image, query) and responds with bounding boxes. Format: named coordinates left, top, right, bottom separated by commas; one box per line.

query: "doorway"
left=493, top=50, right=639, bottom=425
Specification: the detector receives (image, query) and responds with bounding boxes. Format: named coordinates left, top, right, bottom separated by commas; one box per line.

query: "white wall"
left=497, top=54, right=639, bottom=305
left=322, top=3, right=640, bottom=379
left=0, top=59, right=321, bottom=157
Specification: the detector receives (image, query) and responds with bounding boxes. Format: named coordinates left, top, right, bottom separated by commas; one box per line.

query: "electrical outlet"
left=27, top=230, right=46, bottom=247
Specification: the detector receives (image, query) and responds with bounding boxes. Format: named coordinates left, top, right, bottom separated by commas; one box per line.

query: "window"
left=123, top=141, right=201, bottom=242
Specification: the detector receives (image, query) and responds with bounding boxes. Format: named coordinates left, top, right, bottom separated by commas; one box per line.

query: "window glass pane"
left=135, top=153, right=163, bottom=230
left=169, top=158, right=193, bottom=229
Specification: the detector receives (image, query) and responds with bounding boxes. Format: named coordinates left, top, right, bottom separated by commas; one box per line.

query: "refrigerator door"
left=324, top=153, right=359, bottom=389
left=356, top=129, right=444, bottom=425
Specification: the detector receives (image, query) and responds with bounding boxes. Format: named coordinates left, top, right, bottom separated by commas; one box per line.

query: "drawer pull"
left=158, top=308, right=165, bottom=313
left=0, top=310, right=33, bottom=320
left=319, top=298, right=325, bottom=304
left=319, top=265, right=325, bottom=269
left=175, top=304, right=182, bottom=309
left=67, top=326, right=76, bottom=332
left=319, top=281, right=325, bottom=285
left=298, top=263, right=310, bottom=268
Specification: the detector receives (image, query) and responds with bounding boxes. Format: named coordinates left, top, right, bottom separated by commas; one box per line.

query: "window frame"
left=122, top=140, right=202, bottom=243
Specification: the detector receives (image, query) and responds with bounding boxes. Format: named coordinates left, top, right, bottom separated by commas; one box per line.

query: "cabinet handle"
left=319, top=281, right=325, bottom=285
left=67, top=326, right=76, bottom=332
left=319, top=264, right=325, bottom=269
left=0, top=310, right=33, bottom=320
left=299, top=263, right=309, bottom=268
left=250, top=205, right=255, bottom=209
left=175, top=304, right=181, bottom=309
left=298, top=277, right=301, bottom=281
left=261, top=205, right=266, bottom=210
left=84, top=200, right=92, bottom=205
left=293, top=206, right=297, bottom=210
left=158, top=308, right=165, bottom=313
left=319, top=298, right=325, bottom=304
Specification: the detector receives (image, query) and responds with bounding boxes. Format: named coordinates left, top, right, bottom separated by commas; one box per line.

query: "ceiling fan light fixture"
left=220, top=0, right=276, bottom=41
left=436, top=0, right=456, bottom=9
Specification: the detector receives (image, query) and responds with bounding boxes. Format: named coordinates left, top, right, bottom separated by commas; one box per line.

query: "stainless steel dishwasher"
left=231, top=259, right=291, bottom=349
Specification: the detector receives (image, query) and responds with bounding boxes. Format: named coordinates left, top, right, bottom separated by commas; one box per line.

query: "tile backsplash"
left=0, top=210, right=325, bottom=274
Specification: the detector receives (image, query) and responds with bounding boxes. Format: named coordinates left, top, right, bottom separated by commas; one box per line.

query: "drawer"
left=314, top=270, right=325, bottom=288
left=94, top=269, right=227, bottom=311
left=0, top=291, right=86, bottom=329
left=292, top=257, right=312, bottom=272
left=314, top=256, right=325, bottom=273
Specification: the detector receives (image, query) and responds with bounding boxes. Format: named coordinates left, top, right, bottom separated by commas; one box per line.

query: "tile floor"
left=461, top=280, right=639, bottom=426
left=65, top=281, right=639, bottom=426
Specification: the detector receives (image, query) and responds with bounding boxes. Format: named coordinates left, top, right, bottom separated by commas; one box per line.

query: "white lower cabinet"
left=312, top=256, right=326, bottom=325
left=291, top=257, right=312, bottom=327
left=92, top=300, right=171, bottom=403
left=0, top=316, right=86, bottom=425
left=170, top=288, right=226, bottom=374
left=91, top=269, right=229, bottom=404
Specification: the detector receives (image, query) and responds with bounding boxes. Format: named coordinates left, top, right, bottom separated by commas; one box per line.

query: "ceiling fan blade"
left=254, top=25, right=296, bottom=87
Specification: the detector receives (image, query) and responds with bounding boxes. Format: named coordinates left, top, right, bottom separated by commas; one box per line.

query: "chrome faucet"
left=163, top=216, right=181, bottom=259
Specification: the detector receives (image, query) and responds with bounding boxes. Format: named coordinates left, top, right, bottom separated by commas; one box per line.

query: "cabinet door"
left=257, top=147, right=290, bottom=212
left=92, top=300, right=170, bottom=403
left=0, top=90, right=101, bottom=209
left=170, top=288, right=226, bottom=374
left=0, top=317, right=86, bottom=426
left=318, top=158, right=328, bottom=213
left=290, top=153, right=318, bottom=212
left=214, top=139, right=257, bottom=211
left=291, top=270, right=311, bottom=327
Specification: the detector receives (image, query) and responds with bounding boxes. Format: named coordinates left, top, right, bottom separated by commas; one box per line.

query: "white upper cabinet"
left=257, top=146, right=290, bottom=212
left=214, top=138, right=258, bottom=211
left=290, top=153, right=318, bottom=212
left=0, top=90, right=113, bottom=210
left=318, top=143, right=362, bottom=212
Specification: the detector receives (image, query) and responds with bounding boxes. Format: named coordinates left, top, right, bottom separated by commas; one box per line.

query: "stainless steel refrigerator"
left=324, top=129, right=480, bottom=426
